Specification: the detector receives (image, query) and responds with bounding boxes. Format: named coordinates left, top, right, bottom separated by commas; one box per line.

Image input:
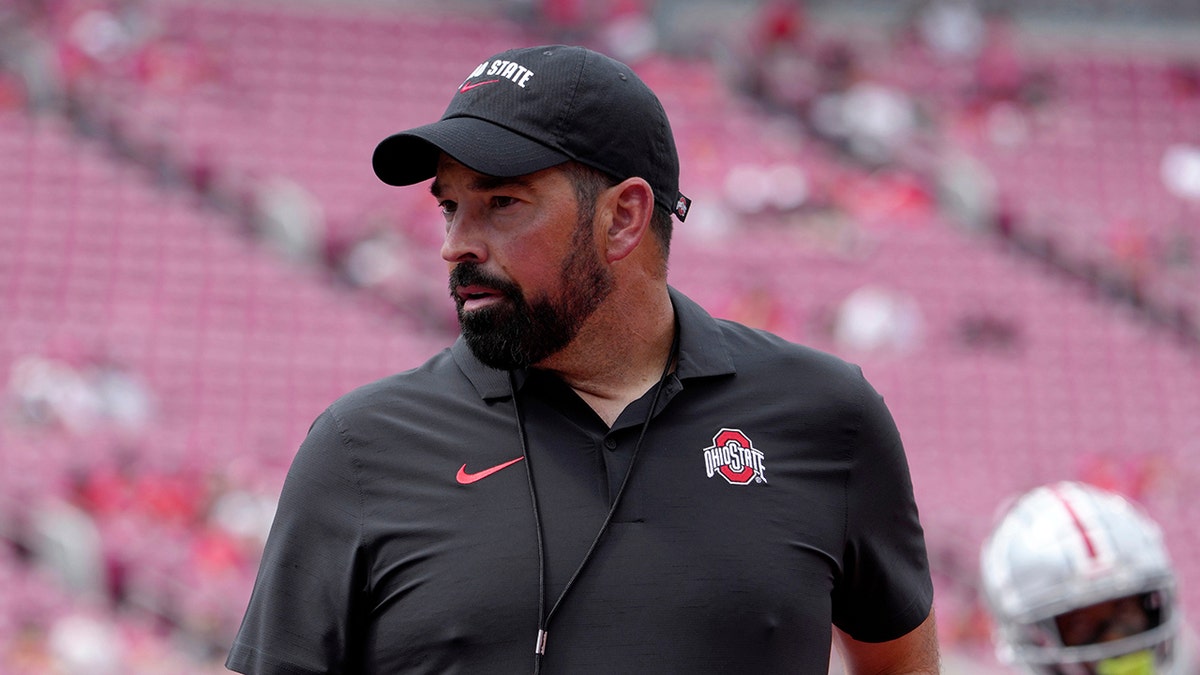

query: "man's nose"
left=441, top=216, right=486, bottom=264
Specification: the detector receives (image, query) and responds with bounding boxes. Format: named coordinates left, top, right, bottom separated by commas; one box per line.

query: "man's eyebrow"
left=471, top=174, right=533, bottom=192
left=429, top=174, right=533, bottom=199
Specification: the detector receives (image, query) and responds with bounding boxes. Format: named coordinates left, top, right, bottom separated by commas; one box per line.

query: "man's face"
left=1055, top=595, right=1153, bottom=647
left=432, top=157, right=614, bottom=370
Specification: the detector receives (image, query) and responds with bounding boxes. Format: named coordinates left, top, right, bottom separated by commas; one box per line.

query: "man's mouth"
left=455, top=285, right=506, bottom=312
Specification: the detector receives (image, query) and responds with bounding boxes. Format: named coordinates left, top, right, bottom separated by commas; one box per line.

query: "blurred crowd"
left=0, top=0, right=219, bottom=109
left=725, top=0, right=1197, bottom=345
left=2, top=342, right=273, bottom=672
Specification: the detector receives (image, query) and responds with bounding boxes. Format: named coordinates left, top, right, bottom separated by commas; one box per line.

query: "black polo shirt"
left=227, top=288, right=932, bottom=674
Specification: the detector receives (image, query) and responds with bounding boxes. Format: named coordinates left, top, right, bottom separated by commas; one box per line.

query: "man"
left=227, top=44, right=937, bottom=674
left=980, top=481, right=1193, bottom=674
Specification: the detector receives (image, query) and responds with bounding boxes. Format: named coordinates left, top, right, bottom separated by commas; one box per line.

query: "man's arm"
left=833, top=609, right=940, bottom=675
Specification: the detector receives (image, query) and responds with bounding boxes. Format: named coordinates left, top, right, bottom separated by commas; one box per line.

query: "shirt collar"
left=668, top=286, right=736, bottom=381
left=452, top=286, right=736, bottom=401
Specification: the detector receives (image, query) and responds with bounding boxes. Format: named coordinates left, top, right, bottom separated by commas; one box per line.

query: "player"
left=980, top=480, right=1193, bottom=674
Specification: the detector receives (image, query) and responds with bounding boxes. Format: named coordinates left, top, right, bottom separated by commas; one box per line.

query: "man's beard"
left=450, top=221, right=614, bottom=370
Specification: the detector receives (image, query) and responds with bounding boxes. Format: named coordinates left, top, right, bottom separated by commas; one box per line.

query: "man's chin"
left=461, top=329, right=528, bottom=371
left=457, top=299, right=513, bottom=333
left=460, top=310, right=567, bottom=371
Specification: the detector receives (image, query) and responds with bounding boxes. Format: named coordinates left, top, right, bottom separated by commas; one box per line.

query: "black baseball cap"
left=372, top=45, right=690, bottom=221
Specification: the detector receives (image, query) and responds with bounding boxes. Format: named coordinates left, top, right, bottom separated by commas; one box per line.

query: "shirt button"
left=604, top=438, right=617, bottom=450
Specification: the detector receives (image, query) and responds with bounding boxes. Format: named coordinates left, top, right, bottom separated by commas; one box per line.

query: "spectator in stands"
left=5, top=351, right=153, bottom=435
left=832, top=285, right=923, bottom=354
left=1161, top=222, right=1194, bottom=273
left=955, top=311, right=1022, bottom=352
left=597, top=0, right=658, bottom=65
left=980, top=481, right=1197, bottom=674
left=249, top=176, right=325, bottom=263
left=736, top=0, right=817, bottom=112
left=88, top=357, right=152, bottom=433
left=936, top=150, right=998, bottom=232
left=1167, top=63, right=1200, bottom=101
left=721, top=161, right=810, bottom=216
left=913, top=0, right=986, bottom=62
left=331, top=209, right=458, bottom=331
left=7, top=354, right=101, bottom=434
left=963, top=10, right=1055, bottom=134
left=207, top=475, right=277, bottom=556
left=228, top=44, right=938, bottom=674
left=0, top=3, right=64, bottom=111
left=971, top=10, right=1021, bottom=103
left=809, top=72, right=920, bottom=168
left=26, top=493, right=105, bottom=598
left=1161, top=143, right=1200, bottom=203
left=46, top=605, right=122, bottom=674
left=532, top=0, right=591, bottom=45
left=1106, top=216, right=1154, bottom=306
left=755, top=0, right=807, bottom=50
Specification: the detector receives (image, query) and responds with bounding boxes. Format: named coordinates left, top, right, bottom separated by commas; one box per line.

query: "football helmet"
left=979, top=481, right=1179, bottom=674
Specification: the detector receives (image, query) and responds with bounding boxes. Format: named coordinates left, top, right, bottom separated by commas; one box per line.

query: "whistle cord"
left=511, top=328, right=678, bottom=674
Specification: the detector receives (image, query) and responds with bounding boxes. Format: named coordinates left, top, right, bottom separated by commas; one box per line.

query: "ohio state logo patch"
left=703, top=428, right=767, bottom=485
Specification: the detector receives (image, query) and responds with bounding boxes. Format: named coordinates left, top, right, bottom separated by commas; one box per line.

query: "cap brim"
left=373, top=117, right=571, bottom=186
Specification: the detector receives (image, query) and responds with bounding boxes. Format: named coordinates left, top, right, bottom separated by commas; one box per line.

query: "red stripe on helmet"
left=1052, top=484, right=1099, bottom=560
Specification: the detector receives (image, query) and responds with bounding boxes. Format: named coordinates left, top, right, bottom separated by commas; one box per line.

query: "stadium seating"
left=2, top=1, right=1198, bottom=671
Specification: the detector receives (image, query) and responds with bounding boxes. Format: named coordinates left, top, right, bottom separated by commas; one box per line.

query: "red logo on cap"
left=459, top=79, right=500, bottom=93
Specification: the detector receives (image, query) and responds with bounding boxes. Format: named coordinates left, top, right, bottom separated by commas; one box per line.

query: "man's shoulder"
left=672, top=287, right=863, bottom=389
left=325, top=346, right=475, bottom=422
left=716, top=318, right=864, bottom=385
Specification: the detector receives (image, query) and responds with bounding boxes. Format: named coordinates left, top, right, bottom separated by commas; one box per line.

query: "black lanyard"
left=510, top=329, right=679, bottom=674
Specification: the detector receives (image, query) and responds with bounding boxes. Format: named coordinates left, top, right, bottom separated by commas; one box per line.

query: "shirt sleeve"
left=226, top=408, right=367, bottom=674
left=830, top=369, right=934, bottom=643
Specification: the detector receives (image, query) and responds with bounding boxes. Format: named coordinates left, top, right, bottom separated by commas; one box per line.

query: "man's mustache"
left=448, top=264, right=521, bottom=300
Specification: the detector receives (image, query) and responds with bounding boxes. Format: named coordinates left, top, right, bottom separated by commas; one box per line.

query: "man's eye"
left=491, top=196, right=517, bottom=209
left=438, top=200, right=457, bottom=216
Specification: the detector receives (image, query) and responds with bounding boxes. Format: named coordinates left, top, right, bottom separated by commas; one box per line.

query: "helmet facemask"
left=1000, top=590, right=1178, bottom=675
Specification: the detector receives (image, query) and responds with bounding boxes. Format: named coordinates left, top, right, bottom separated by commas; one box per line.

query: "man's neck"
left=535, top=286, right=675, bottom=427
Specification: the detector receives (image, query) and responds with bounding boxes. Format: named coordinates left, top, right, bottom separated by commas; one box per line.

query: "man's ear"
left=604, top=177, right=655, bottom=263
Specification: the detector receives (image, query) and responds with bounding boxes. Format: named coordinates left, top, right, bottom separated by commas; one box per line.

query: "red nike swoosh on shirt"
left=459, top=79, right=500, bottom=93
left=456, top=457, right=524, bottom=485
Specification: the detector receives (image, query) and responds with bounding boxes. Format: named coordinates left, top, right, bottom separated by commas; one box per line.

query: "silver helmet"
left=979, top=481, right=1179, bottom=675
